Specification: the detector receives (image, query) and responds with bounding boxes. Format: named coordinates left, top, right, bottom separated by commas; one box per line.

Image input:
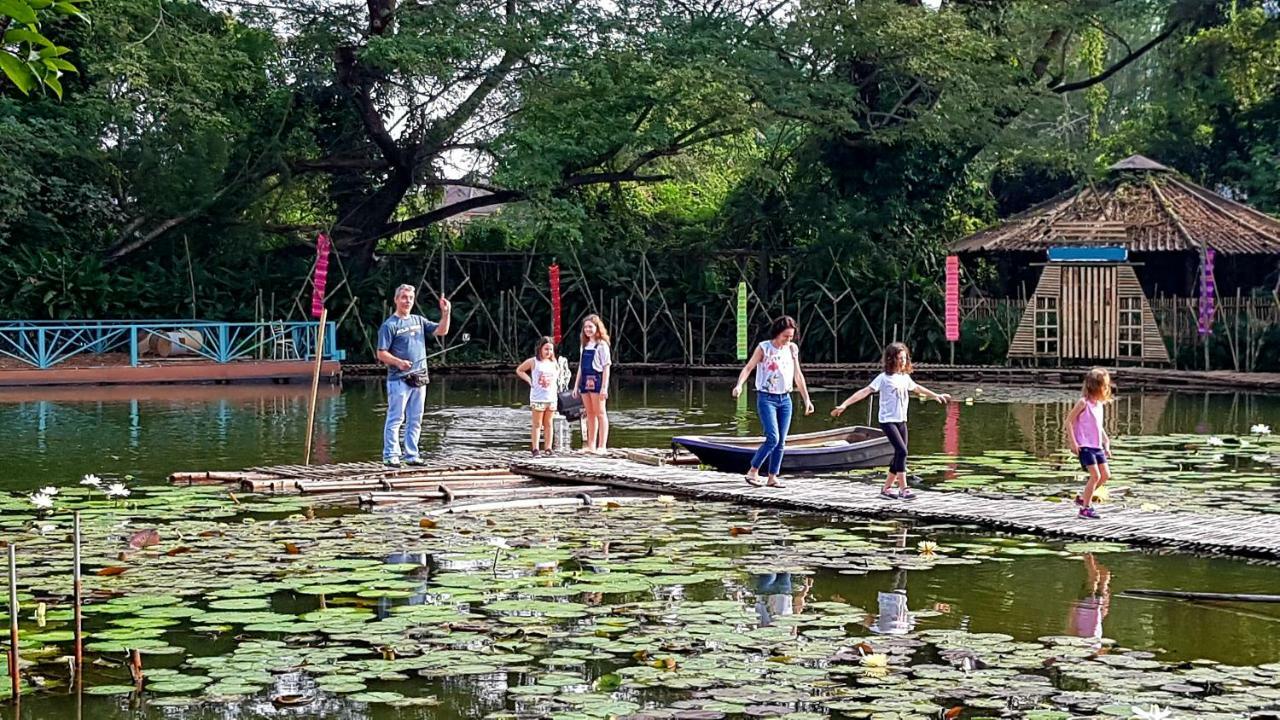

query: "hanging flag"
left=549, top=263, right=563, bottom=344
left=1197, top=246, right=1216, bottom=336
left=736, top=281, right=748, bottom=360
left=310, top=233, right=331, bottom=319
left=944, top=255, right=961, bottom=342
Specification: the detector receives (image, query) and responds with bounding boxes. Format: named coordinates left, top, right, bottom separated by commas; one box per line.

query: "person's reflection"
left=376, top=551, right=430, bottom=617
left=1068, top=553, right=1111, bottom=644
left=868, top=568, right=914, bottom=635
left=753, top=572, right=813, bottom=626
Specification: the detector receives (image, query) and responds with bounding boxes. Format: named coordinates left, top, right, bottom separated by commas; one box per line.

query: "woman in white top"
left=831, top=342, right=950, bottom=500
left=571, top=314, right=613, bottom=454
left=731, top=316, right=815, bottom=487
left=516, top=336, right=560, bottom=456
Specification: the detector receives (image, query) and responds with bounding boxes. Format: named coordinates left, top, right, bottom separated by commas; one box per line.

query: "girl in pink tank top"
left=1065, top=368, right=1113, bottom=519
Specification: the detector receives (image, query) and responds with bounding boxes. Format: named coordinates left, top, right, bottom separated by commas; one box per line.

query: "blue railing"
left=0, top=320, right=345, bottom=370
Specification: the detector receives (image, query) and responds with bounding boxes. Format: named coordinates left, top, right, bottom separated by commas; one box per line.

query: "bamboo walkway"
left=513, top=455, right=1280, bottom=559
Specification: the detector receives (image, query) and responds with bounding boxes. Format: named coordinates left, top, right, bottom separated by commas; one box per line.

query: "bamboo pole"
left=1122, top=589, right=1280, bottom=603
left=73, top=512, right=83, bottom=677
left=8, top=544, right=18, bottom=699
left=303, top=308, right=329, bottom=465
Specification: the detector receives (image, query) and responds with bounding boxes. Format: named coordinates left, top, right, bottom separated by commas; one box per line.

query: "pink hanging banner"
left=1197, top=246, right=1216, bottom=336
left=311, top=233, right=331, bottom=319
left=944, top=255, right=961, bottom=342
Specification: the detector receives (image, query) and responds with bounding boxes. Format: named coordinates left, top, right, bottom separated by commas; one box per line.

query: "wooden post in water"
left=303, top=308, right=329, bottom=465
left=7, top=544, right=18, bottom=699
left=72, top=512, right=83, bottom=677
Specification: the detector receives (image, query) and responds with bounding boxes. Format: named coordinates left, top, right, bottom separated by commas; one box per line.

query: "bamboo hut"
left=952, top=155, right=1280, bottom=365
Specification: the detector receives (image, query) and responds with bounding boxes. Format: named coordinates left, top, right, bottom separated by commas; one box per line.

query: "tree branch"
left=1050, top=19, right=1184, bottom=94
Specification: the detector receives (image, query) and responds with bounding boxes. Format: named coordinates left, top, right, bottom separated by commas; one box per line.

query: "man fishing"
left=376, top=283, right=451, bottom=467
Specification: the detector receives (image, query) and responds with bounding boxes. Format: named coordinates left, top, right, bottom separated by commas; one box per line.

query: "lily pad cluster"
left=0, top=485, right=1277, bottom=720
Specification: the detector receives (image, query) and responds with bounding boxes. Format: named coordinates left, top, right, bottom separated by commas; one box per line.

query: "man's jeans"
left=750, top=392, right=793, bottom=475
left=384, top=378, right=426, bottom=463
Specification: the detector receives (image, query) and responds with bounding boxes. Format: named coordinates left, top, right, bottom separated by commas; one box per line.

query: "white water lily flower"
left=1206, top=436, right=1225, bottom=446
left=81, top=474, right=102, bottom=486
left=916, top=541, right=938, bottom=556
left=1131, top=704, right=1174, bottom=720
left=487, top=537, right=510, bottom=550
left=1251, top=423, right=1272, bottom=435
left=104, top=483, right=131, bottom=499
left=39, top=486, right=58, bottom=496
left=28, top=493, right=54, bottom=510
left=860, top=653, right=889, bottom=668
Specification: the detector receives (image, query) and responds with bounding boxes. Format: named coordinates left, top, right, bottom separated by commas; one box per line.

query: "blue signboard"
left=1047, top=246, right=1128, bottom=263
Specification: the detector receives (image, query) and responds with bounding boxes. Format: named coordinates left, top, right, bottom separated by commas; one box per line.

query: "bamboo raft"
left=513, top=456, right=1280, bottom=560
left=167, top=450, right=679, bottom=508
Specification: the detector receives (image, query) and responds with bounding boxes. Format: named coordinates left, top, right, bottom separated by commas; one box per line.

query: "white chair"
left=269, top=322, right=299, bottom=360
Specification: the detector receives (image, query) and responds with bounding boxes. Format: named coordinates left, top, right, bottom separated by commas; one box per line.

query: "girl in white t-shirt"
left=831, top=342, right=950, bottom=499
left=516, top=336, right=560, bottom=456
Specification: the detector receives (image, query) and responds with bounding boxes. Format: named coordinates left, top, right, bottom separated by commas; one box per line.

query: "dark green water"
left=5, top=377, right=1280, bottom=490
left=2, top=378, right=1279, bottom=718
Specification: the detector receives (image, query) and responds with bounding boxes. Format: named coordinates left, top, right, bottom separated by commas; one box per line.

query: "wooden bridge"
left=513, top=455, right=1280, bottom=560
left=173, top=452, right=1280, bottom=559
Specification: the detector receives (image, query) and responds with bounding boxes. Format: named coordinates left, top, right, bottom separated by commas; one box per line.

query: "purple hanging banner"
left=1197, top=246, right=1216, bottom=336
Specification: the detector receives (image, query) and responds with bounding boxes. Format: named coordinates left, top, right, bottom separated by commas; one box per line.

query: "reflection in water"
left=870, top=568, right=914, bottom=636
left=1069, top=553, right=1112, bottom=645
left=753, top=572, right=812, bottom=627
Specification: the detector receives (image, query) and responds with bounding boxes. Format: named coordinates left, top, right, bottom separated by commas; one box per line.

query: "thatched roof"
left=952, top=155, right=1280, bottom=255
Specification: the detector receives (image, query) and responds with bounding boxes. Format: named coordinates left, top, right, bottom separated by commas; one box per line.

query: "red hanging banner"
left=944, top=255, right=961, bottom=342
left=310, top=233, right=331, bottom=319
left=549, top=263, right=562, bottom=344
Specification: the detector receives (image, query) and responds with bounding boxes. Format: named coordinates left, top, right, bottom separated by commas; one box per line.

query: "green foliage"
left=0, top=0, right=88, bottom=98
left=0, top=0, right=1273, bottom=368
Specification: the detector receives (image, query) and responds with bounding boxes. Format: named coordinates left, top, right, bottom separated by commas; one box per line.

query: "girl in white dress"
left=516, top=336, right=560, bottom=456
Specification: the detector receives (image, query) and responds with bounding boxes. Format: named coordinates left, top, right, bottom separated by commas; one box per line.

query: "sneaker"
left=898, top=489, right=916, bottom=500
left=531, top=449, right=541, bottom=458
left=879, top=488, right=898, bottom=500
left=405, top=458, right=427, bottom=467
left=1078, top=506, right=1100, bottom=519
left=383, top=460, right=406, bottom=469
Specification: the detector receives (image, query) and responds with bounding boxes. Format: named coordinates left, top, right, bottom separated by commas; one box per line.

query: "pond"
left=0, top=377, right=1278, bottom=719
left=5, top=377, right=1280, bottom=491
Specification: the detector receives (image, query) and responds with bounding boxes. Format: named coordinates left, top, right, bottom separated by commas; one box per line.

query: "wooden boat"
left=672, top=426, right=894, bottom=475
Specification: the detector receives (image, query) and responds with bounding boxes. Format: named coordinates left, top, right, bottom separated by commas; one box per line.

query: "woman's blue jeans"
left=750, top=392, right=792, bottom=475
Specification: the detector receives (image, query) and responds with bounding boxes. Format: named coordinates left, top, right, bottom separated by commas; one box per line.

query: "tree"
left=0, top=0, right=89, bottom=98
left=135, top=0, right=773, bottom=272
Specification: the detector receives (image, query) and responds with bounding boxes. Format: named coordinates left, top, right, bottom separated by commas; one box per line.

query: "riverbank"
left=344, top=361, right=1280, bottom=391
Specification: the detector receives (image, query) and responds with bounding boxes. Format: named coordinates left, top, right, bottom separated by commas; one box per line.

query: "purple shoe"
left=898, top=489, right=916, bottom=500
left=1078, top=506, right=1100, bottom=519
left=879, top=489, right=898, bottom=500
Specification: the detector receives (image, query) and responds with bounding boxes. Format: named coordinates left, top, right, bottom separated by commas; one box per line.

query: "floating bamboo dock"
left=514, top=455, right=1280, bottom=559
left=174, top=451, right=1280, bottom=558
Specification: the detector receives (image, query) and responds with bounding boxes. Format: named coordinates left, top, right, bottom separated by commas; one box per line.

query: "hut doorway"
left=1012, top=250, right=1169, bottom=365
